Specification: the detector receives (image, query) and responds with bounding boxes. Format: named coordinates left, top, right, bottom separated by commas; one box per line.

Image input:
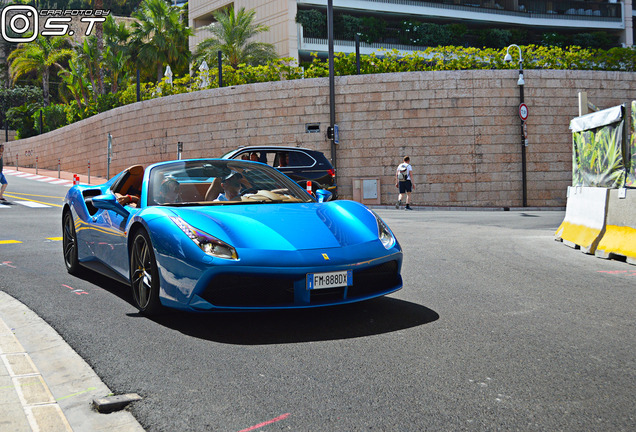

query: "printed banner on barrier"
left=570, top=105, right=626, bottom=188
left=628, top=101, right=636, bottom=187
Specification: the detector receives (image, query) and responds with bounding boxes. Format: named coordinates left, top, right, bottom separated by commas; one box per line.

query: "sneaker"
left=395, top=200, right=402, bottom=209
left=405, top=204, right=412, bottom=210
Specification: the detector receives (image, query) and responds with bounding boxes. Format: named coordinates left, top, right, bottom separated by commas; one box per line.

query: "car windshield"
left=147, top=159, right=314, bottom=206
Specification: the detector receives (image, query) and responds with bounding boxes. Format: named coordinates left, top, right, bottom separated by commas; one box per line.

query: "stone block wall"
left=4, top=69, right=636, bottom=208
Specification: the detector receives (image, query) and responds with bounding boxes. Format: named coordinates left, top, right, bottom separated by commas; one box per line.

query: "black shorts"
left=398, top=180, right=411, bottom=193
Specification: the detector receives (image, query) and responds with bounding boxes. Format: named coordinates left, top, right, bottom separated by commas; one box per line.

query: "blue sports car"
left=62, top=159, right=402, bottom=315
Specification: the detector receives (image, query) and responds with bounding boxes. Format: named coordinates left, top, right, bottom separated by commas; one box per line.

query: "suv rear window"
left=233, top=150, right=317, bottom=168
left=276, top=151, right=315, bottom=168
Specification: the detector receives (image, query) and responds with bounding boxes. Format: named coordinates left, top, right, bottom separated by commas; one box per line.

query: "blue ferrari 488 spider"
left=62, top=159, right=403, bottom=315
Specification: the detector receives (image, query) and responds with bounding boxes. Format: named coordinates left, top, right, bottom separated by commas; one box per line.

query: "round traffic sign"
left=519, top=103, right=529, bottom=121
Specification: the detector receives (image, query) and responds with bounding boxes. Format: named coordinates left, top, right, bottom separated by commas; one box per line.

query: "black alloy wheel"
left=130, top=230, right=163, bottom=315
left=62, top=211, right=82, bottom=274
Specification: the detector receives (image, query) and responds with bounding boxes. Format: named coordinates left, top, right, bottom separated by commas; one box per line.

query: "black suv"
left=221, top=146, right=338, bottom=199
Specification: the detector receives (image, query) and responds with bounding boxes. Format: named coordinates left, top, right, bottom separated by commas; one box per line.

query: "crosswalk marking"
left=14, top=200, right=51, bottom=208
left=3, top=170, right=76, bottom=187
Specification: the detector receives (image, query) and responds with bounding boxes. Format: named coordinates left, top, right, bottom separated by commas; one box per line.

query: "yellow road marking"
left=48, top=237, right=63, bottom=241
left=5, top=192, right=64, bottom=200
left=4, top=193, right=63, bottom=208
left=0, top=240, right=22, bottom=244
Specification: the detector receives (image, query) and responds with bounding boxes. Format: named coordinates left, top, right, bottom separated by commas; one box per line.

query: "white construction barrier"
left=595, top=188, right=636, bottom=264
left=555, top=186, right=609, bottom=254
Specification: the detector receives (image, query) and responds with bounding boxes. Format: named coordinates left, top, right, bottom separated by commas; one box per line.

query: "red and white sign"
left=519, top=103, right=529, bottom=121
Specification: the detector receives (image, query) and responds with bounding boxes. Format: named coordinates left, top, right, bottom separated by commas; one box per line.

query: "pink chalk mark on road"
left=237, top=413, right=290, bottom=432
left=598, top=270, right=636, bottom=276
left=62, top=284, right=89, bottom=295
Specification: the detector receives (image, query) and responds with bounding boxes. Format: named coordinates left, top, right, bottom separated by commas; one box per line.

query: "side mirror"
left=315, top=189, right=333, bottom=203
left=90, top=194, right=130, bottom=217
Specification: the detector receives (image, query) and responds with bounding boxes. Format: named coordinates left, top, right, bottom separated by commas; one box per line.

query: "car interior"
left=112, top=165, right=144, bottom=201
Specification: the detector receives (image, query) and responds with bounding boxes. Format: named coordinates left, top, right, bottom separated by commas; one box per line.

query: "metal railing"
left=337, top=0, right=623, bottom=20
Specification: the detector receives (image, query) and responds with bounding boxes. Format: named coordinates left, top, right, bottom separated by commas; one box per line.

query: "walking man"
left=395, top=156, right=414, bottom=210
left=0, top=144, right=7, bottom=203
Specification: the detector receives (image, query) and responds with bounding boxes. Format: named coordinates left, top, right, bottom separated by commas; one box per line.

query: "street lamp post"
left=327, top=0, right=336, bottom=170
left=504, top=44, right=527, bottom=207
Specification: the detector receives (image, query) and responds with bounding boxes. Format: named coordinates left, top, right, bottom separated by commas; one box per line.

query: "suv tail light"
left=328, top=169, right=335, bottom=178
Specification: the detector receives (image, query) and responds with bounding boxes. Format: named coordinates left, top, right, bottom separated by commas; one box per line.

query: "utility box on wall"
left=353, top=178, right=381, bottom=205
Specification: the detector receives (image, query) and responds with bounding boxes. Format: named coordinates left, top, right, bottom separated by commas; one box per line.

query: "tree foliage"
left=7, top=35, right=73, bottom=106
left=193, top=6, right=277, bottom=69
left=131, top=0, right=192, bottom=81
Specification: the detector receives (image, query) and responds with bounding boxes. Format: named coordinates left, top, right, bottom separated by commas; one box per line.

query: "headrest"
left=128, top=165, right=144, bottom=176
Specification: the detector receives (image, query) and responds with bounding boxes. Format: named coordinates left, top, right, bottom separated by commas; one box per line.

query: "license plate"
left=307, top=270, right=352, bottom=290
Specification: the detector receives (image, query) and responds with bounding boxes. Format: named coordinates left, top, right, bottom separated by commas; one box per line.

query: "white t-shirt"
left=396, top=162, right=412, bottom=181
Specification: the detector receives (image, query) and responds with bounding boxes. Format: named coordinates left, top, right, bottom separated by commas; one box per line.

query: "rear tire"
left=130, top=230, right=163, bottom=315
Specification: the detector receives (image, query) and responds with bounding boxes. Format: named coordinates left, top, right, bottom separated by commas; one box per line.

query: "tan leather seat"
left=115, top=165, right=144, bottom=196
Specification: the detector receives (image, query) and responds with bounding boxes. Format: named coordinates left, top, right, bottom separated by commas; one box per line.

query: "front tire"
left=62, top=211, right=82, bottom=275
left=130, top=230, right=163, bottom=315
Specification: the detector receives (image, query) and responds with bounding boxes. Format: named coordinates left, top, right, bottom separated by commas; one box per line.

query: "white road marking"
left=15, top=201, right=51, bottom=208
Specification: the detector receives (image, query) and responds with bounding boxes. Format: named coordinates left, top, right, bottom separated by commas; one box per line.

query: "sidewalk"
left=0, top=291, right=145, bottom=432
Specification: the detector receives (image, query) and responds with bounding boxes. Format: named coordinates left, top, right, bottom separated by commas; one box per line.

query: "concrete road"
left=1, top=173, right=634, bottom=431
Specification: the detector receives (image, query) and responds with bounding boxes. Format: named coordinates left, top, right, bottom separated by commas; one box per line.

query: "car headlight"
left=170, top=216, right=238, bottom=260
left=373, top=212, right=396, bottom=249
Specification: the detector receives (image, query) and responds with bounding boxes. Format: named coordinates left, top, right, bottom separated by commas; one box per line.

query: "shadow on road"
left=78, top=270, right=439, bottom=344
left=139, top=297, right=439, bottom=344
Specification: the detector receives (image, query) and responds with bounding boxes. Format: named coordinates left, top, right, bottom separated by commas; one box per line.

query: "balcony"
left=298, top=0, right=624, bottom=27
left=297, top=0, right=625, bottom=57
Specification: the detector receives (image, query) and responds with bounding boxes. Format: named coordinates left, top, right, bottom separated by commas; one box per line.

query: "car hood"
left=168, top=201, right=379, bottom=251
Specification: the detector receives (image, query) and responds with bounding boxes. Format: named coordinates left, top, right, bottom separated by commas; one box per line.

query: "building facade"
left=189, top=0, right=634, bottom=62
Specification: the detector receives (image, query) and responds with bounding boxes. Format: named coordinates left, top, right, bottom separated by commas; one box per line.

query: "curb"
left=0, top=291, right=145, bottom=432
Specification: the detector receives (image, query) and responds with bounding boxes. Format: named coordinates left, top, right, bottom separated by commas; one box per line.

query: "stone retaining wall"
left=4, top=69, right=636, bottom=207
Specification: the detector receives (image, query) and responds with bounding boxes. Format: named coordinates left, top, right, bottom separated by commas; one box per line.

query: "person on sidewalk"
left=395, top=156, right=414, bottom=210
left=0, top=144, right=8, bottom=203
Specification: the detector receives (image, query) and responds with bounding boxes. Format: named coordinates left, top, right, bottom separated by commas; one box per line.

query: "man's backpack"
left=398, top=166, right=408, bottom=182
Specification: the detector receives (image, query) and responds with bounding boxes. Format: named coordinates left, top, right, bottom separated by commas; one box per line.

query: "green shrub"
left=399, top=21, right=453, bottom=47
left=8, top=103, right=42, bottom=139
left=477, top=28, right=512, bottom=49
left=296, top=9, right=325, bottom=38
left=95, top=92, right=124, bottom=113
left=36, top=104, right=68, bottom=133
left=360, top=17, right=386, bottom=44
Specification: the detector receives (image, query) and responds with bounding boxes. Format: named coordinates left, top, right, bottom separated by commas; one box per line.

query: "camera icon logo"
left=1, top=5, right=38, bottom=43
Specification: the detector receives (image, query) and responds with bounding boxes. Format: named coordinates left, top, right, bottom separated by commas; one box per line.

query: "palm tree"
left=193, top=6, right=277, bottom=68
left=103, top=47, right=128, bottom=93
left=76, top=36, right=100, bottom=102
left=59, top=57, right=91, bottom=109
left=7, top=35, right=73, bottom=106
left=103, top=14, right=132, bottom=93
left=131, top=0, right=192, bottom=82
left=93, top=0, right=105, bottom=95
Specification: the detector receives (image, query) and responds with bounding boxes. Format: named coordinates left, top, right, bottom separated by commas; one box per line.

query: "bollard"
left=58, top=158, right=61, bottom=179
left=15, top=155, right=18, bottom=171
left=35, top=156, right=38, bottom=174
left=88, top=160, right=91, bottom=184
left=306, top=180, right=312, bottom=194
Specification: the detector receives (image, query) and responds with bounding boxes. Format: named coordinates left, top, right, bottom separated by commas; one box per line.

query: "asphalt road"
left=1, top=174, right=635, bottom=431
